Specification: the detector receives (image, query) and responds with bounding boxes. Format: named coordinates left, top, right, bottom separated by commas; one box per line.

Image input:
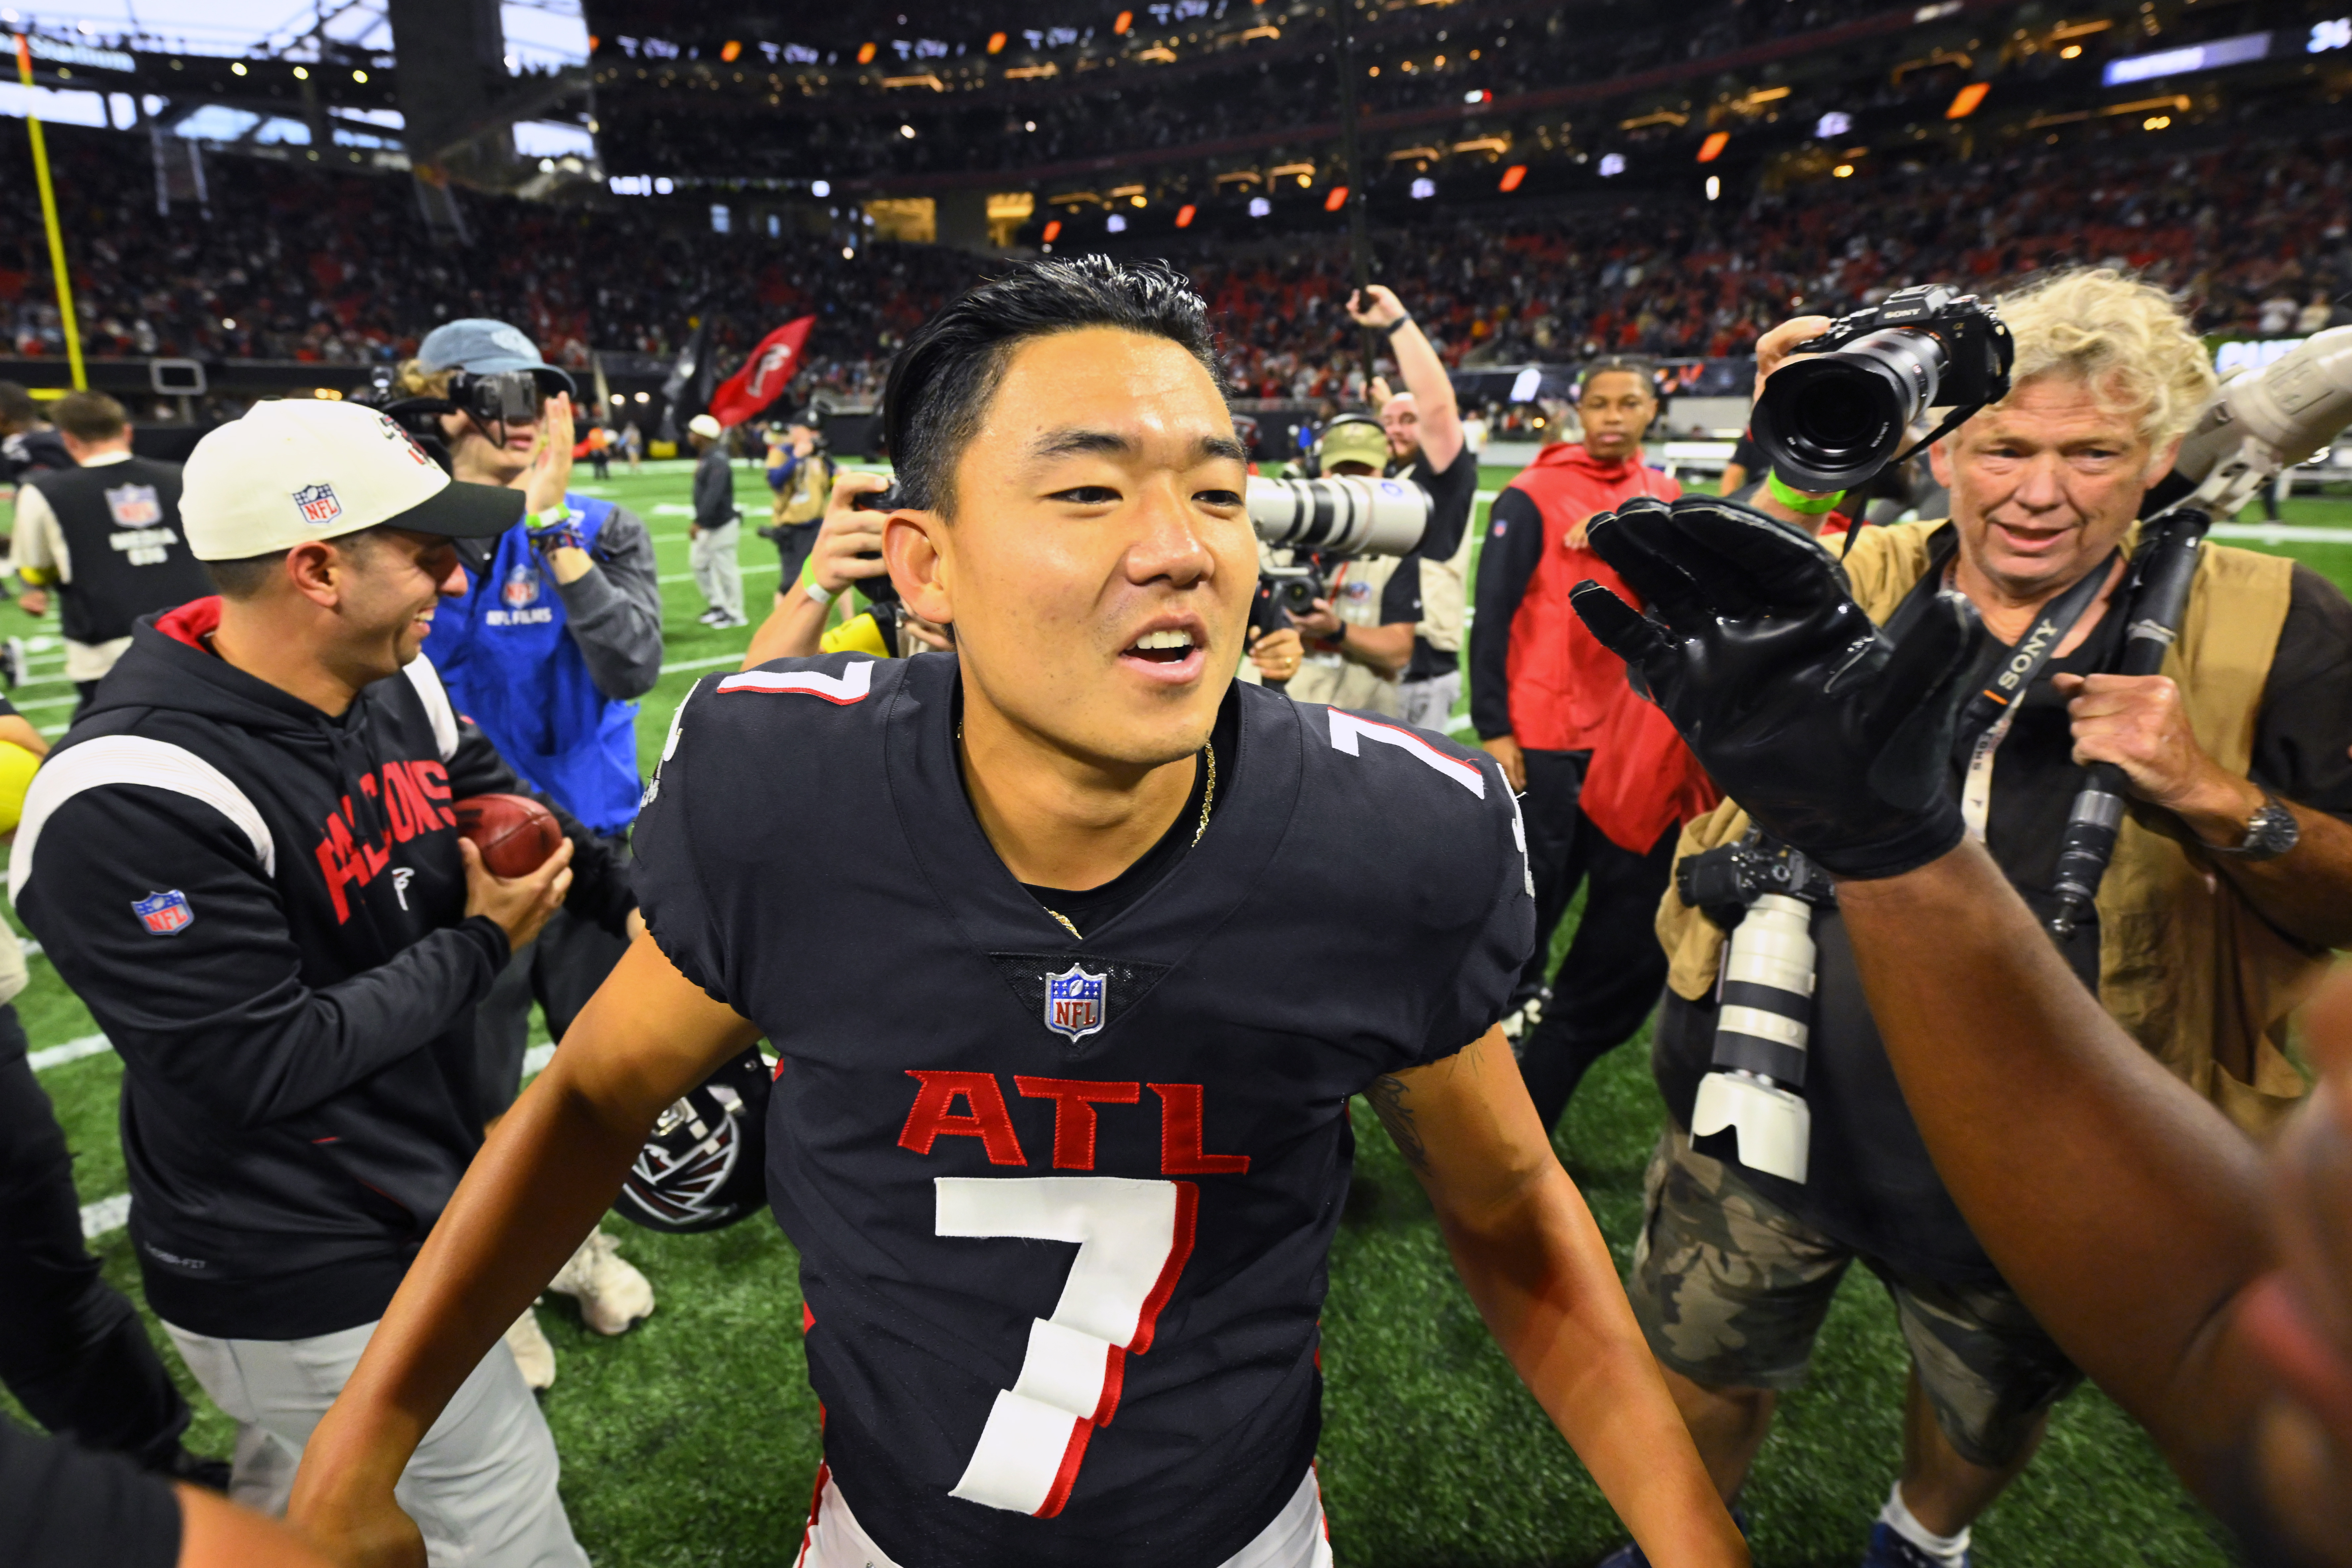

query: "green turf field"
left=2, top=462, right=2345, bottom=1566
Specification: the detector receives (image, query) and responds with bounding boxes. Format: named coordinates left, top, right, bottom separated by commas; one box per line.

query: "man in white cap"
left=7, top=398, right=639, bottom=1565
left=687, top=412, right=746, bottom=627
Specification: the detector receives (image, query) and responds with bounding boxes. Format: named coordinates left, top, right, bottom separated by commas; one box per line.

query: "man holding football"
left=289, top=258, right=1744, bottom=1567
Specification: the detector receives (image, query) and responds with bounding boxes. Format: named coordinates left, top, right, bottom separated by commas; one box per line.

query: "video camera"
left=1749, top=284, right=2014, bottom=493
left=1245, top=473, right=1430, bottom=636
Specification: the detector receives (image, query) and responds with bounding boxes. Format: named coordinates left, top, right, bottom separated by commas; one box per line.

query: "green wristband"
left=1766, top=471, right=1848, bottom=515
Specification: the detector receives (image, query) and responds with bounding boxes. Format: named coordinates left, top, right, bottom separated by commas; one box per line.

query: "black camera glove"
left=1568, top=494, right=1983, bottom=881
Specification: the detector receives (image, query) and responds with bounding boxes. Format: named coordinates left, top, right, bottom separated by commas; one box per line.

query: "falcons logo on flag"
left=706, top=317, right=816, bottom=428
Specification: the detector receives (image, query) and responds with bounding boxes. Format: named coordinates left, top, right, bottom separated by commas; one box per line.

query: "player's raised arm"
left=1370, top=1030, right=1748, bottom=1567
left=286, top=930, right=761, bottom=1566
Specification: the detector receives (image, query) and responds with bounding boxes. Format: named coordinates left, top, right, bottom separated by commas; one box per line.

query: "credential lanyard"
left=1951, top=553, right=2120, bottom=843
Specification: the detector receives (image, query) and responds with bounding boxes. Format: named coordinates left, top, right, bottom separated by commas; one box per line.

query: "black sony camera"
left=1749, top=284, right=2014, bottom=493
left=1676, top=830, right=1836, bottom=932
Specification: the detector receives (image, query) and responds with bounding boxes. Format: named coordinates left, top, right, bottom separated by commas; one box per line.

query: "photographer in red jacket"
left=1470, top=357, right=1699, bottom=1126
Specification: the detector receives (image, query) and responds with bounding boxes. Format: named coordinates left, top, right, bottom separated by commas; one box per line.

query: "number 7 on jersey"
left=935, top=1176, right=1198, bottom=1516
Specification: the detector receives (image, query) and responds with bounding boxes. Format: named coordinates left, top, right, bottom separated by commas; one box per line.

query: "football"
left=453, top=793, right=564, bottom=878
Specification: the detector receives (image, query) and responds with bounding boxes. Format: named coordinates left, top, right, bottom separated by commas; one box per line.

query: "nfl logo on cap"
left=132, top=890, right=194, bottom=936
left=293, top=483, right=344, bottom=526
left=1043, top=962, right=1107, bottom=1043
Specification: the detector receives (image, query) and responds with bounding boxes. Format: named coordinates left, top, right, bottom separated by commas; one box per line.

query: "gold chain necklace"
left=960, top=720, right=1215, bottom=940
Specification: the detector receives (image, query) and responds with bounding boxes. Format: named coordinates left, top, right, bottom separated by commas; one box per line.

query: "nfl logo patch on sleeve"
left=132, top=889, right=195, bottom=936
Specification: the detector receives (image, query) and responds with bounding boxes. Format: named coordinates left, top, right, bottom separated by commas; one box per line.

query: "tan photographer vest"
left=1657, top=519, right=2322, bottom=1137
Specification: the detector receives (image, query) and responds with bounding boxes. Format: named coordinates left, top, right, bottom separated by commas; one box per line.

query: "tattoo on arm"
left=1367, top=1074, right=1427, bottom=1172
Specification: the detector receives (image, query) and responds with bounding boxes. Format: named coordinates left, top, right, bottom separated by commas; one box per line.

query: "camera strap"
left=1946, top=550, right=2121, bottom=842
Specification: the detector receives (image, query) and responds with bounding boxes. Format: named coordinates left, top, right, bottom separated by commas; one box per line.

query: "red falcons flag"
left=707, top=316, right=815, bottom=427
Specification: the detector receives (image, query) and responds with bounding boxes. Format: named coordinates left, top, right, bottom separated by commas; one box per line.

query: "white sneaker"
left=548, top=1229, right=655, bottom=1336
left=505, top=1306, right=556, bottom=1390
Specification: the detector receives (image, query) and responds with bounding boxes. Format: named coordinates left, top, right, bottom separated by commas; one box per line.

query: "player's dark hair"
left=0, top=381, right=37, bottom=430
left=882, top=255, right=1225, bottom=516
left=1578, top=355, right=1659, bottom=400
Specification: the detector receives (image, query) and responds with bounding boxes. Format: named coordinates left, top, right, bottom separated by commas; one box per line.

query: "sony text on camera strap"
left=1953, top=551, right=2122, bottom=843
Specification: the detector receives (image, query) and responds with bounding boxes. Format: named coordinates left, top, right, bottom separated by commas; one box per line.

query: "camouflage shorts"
left=1628, top=1126, right=2082, bottom=1468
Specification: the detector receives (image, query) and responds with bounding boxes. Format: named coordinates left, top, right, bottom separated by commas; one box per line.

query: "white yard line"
left=29, top=1032, right=111, bottom=1071
left=659, top=653, right=750, bottom=675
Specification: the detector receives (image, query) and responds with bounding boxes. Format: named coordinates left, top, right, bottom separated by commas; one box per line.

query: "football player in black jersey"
left=291, top=257, right=1744, bottom=1568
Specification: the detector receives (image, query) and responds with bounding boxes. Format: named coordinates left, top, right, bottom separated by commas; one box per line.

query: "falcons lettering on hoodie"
left=314, top=760, right=458, bottom=922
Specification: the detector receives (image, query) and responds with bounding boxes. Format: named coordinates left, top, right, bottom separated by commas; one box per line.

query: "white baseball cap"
left=181, top=399, right=525, bottom=562
left=687, top=414, right=724, bottom=440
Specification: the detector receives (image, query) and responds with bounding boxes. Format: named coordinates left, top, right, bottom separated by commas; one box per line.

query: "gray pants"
left=1396, top=671, right=1462, bottom=734
left=164, top=1318, right=588, bottom=1567
left=477, top=893, right=631, bottom=1124
left=691, top=522, right=744, bottom=620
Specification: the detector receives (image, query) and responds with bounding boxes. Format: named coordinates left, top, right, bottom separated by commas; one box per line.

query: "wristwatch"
left=2209, top=789, right=2300, bottom=862
left=1324, top=621, right=1349, bottom=648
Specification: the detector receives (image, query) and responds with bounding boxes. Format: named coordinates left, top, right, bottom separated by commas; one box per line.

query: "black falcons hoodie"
left=11, top=597, right=635, bottom=1340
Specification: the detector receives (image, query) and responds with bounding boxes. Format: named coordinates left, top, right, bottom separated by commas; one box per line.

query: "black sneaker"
left=0, top=636, right=24, bottom=689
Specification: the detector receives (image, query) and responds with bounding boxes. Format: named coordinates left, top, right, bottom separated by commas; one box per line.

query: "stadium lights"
left=292, top=65, right=308, bottom=79
left=2062, top=44, right=2083, bottom=57
left=1946, top=81, right=1990, bottom=117
left=1816, top=111, right=1852, bottom=138
left=1598, top=153, right=1626, bottom=177
left=899, top=124, right=915, bottom=138
left=1249, top=196, right=1271, bottom=217
left=1696, top=132, right=1727, bottom=162
left=231, top=61, right=247, bottom=76
left=842, top=244, right=856, bottom=258
left=2314, top=17, right=2352, bottom=51
left=635, top=391, right=650, bottom=402
left=812, top=178, right=831, bottom=197
left=1323, top=185, right=1348, bottom=211
left=1497, top=164, right=1526, bottom=192
left=1107, top=213, right=1127, bottom=232
left=1410, top=177, right=1435, bottom=199
left=2105, top=29, right=2275, bottom=84
left=1175, top=203, right=1196, bottom=227
left=353, top=68, right=368, bottom=81
left=1131, top=194, right=1147, bottom=207
left=221, top=317, right=236, bottom=329
left=1706, top=175, right=1721, bottom=200
left=1833, top=163, right=1855, bottom=177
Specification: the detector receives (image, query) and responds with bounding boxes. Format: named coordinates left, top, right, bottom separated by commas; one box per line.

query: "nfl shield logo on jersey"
left=292, top=483, right=343, bottom=526
left=502, top=562, right=541, bottom=607
left=132, top=890, right=194, bottom=936
left=105, top=483, right=163, bottom=526
left=1043, top=962, right=1107, bottom=1043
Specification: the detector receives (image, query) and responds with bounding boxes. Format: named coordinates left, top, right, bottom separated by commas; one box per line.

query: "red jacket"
left=1470, top=443, right=1678, bottom=752
left=1468, top=443, right=1719, bottom=852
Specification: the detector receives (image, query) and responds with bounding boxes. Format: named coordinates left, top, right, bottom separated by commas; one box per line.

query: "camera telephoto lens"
left=1245, top=475, right=1429, bottom=557
left=1752, top=326, right=1952, bottom=492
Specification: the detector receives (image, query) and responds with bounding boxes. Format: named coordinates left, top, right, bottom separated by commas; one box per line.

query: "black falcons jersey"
left=633, top=651, right=1532, bottom=1568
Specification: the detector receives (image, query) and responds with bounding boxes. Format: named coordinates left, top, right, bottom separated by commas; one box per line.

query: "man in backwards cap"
left=8, top=399, right=638, bottom=1564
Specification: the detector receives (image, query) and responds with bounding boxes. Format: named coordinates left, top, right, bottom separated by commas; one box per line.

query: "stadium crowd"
left=6, top=122, right=2344, bottom=417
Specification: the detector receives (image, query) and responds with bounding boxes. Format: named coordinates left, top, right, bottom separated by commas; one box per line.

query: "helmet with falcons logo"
left=613, top=1047, right=773, bottom=1234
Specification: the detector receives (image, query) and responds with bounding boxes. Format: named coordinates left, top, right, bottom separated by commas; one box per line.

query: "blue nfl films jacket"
left=422, top=493, right=640, bottom=833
